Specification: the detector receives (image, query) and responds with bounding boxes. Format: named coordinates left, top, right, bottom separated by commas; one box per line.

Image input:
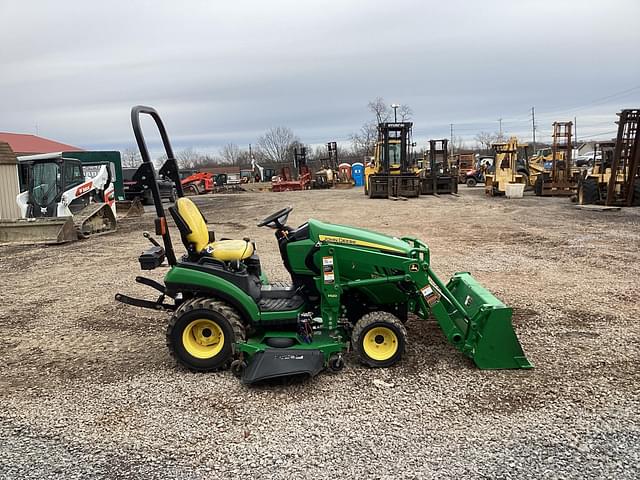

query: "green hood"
left=308, top=219, right=411, bottom=255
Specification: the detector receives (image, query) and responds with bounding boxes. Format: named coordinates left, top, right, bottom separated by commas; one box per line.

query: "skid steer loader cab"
left=23, top=158, right=85, bottom=217
left=116, top=105, right=532, bottom=385
left=28, top=160, right=63, bottom=217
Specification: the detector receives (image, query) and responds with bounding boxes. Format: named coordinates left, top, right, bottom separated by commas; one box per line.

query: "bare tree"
left=308, top=144, right=328, bottom=164
left=170, top=148, right=220, bottom=169
left=398, top=104, right=413, bottom=121
left=256, top=127, right=298, bottom=163
left=350, top=121, right=378, bottom=157
left=174, top=148, right=200, bottom=169
left=474, top=131, right=497, bottom=153
left=220, top=143, right=241, bottom=165
left=121, top=147, right=141, bottom=167
left=235, top=149, right=251, bottom=167
left=453, top=135, right=467, bottom=152
left=368, top=97, right=391, bottom=124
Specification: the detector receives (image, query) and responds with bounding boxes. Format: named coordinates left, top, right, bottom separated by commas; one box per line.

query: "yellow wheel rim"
left=182, top=319, right=225, bottom=359
left=363, top=327, right=398, bottom=361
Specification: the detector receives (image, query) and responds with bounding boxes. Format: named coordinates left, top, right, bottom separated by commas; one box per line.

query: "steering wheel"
left=257, top=206, right=293, bottom=228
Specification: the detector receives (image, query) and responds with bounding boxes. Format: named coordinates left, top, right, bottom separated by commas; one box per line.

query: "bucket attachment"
left=0, top=217, right=78, bottom=244
left=433, top=272, right=532, bottom=369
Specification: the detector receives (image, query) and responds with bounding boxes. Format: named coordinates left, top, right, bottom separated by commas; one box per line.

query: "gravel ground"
left=1, top=186, right=639, bottom=479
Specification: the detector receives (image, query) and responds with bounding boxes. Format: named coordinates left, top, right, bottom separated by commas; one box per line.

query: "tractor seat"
left=169, top=197, right=254, bottom=261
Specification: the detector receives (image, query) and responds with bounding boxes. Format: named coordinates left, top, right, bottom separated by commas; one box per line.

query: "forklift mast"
left=551, top=121, right=573, bottom=180
left=428, top=139, right=450, bottom=174
left=378, top=122, right=413, bottom=174
left=609, top=109, right=640, bottom=206
left=327, top=141, right=338, bottom=170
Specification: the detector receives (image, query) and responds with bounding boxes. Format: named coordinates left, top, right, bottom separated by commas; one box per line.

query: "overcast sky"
left=1, top=0, right=639, bottom=155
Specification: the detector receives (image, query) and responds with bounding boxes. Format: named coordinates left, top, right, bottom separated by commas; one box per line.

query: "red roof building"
left=0, top=132, right=83, bottom=156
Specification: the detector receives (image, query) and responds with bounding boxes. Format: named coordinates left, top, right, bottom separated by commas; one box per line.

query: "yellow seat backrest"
left=176, top=197, right=209, bottom=252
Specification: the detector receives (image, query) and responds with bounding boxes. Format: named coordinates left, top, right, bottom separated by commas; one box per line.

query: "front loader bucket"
left=434, top=272, right=532, bottom=369
left=0, top=217, right=78, bottom=244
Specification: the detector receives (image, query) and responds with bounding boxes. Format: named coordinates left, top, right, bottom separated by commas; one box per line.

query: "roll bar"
left=130, top=105, right=183, bottom=266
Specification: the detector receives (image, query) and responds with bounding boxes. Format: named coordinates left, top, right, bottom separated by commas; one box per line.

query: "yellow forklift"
left=484, top=137, right=528, bottom=196
left=533, top=122, right=580, bottom=196
left=577, top=109, right=640, bottom=206
left=364, top=122, right=420, bottom=199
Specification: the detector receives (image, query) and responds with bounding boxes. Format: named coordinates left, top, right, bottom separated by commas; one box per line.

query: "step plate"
left=258, top=295, right=304, bottom=312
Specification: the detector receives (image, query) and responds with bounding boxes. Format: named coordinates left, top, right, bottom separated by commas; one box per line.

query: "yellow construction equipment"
left=532, top=122, right=580, bottom=196
left=364, top=122, right=420, bottom=199
left=484, top=137, right=528, bottom=196
left=527, top=147, right=552, bottom=189
left=577, top=109, right=640, bottom=206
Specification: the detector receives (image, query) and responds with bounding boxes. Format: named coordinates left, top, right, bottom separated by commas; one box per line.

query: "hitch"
left=115, top=293, right=175, bottom=311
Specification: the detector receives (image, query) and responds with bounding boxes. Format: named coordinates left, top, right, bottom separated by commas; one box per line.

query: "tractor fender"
left=164, top=266, right=260, bottom=323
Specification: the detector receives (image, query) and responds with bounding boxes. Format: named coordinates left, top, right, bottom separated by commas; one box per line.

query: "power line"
left=531, top=106, right=536, bottom=152
left=536, top=85, right=640, bottom=118
left=577, top=129, right=618, bottom=139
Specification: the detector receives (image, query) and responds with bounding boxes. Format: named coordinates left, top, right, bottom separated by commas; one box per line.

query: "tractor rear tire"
left=352, top=311, right=407, bottom=368
left=166, top=298, right=245, bottom=372
left=578, top=178, right=598, bottom=205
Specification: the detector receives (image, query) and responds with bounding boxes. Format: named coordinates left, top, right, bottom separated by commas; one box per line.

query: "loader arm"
left=311, top=236, right=532, bottom=370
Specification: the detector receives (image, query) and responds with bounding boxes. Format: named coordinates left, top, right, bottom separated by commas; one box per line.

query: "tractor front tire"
left=166, top=298, right=245, bottom=372
left=466, top=177, right=477, bottom=187
left=578, top=178, right=598, bottom=205
left=352, top=311, right=407, bottom=368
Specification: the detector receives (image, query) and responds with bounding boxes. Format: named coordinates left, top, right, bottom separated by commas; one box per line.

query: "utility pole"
left=531, top=106, right=536, bottom=153
left=450, top=123, right=454, bottom=157
left=498, top=118, right=503, bottom=139
left=574, top=116, right=577, bottom=145
left=249, top=143, right=252, bottom=160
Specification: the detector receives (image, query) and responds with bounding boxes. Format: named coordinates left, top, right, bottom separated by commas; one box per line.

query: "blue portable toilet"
left=351, top=162, right=364, bottom=187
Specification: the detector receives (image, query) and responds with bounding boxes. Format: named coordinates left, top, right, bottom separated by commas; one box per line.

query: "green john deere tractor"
left=116, top=106, right=532, bottom=384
